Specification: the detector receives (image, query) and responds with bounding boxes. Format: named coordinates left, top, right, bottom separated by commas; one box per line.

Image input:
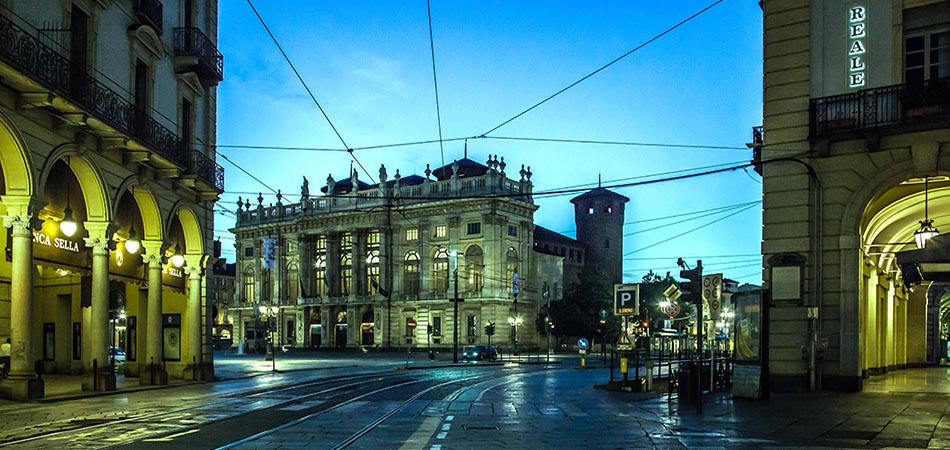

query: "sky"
left=214, top=1, right=764, bottom=285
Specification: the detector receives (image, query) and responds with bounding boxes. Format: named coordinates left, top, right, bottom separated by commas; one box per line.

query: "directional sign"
left=616, top=330, right=633, bottom=351
left=599, top=308, right=609, bottom=320
left=614, top=283, right=640, bottom=316
left=577, top=337, right=589, bottom=350
left=663, top=283, right=682, bottom=301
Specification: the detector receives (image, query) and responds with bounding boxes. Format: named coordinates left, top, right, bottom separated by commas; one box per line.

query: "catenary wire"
left=245, top=0, right=375, bottom=184
left=624, top=202, right=759, bottom=256
left=623, top=202, right=760, bottom=237
left=426, top=0, right=447, bottom=174
left=479, top=0, right=724, bottom=136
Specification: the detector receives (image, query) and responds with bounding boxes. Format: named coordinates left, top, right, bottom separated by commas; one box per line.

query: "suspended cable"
left=624, top=202, right=758, bottom=256
left=623, top=203, right=759, bottom=237
left=245, top=0, right=376, bottom=184
left=484, top=136, right=747, bottom=151
left=218, top=152, right=277, bottom=194
left=479, top=0, right=724, bottom=136
left=426, top=0, right=446, bottom=173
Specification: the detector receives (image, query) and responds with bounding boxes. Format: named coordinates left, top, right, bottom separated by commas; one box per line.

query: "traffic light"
left=484, top=322, right=495, bottom=336
left=678, top=259, right=703, bottom=304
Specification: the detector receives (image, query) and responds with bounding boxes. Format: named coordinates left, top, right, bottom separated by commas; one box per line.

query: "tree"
left=547, top=267, right=615, bottom=341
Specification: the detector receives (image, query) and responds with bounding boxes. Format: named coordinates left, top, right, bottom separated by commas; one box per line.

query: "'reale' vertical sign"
left=848, top=5, right=867, bottom=88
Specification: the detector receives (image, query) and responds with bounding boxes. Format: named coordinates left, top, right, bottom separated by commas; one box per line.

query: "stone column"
left=185, top=265, right=203, bottom=376
left=1, top=213, right=44, bottom=400
left=82, top=224, right=116, bottom=391
left=141, top=243, right=168, bottom=385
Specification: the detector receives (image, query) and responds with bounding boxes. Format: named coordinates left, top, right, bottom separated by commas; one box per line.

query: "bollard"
left=93, top=358, right=98, bottom=391
left=581, top=357, right=585, bottom=368
left=646, top=360, right=654, bottom=391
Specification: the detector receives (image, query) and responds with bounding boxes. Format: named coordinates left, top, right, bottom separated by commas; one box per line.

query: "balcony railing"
left=132, top=0, right=163, bottom=34
left=173, top=27, right=223, bottom=85
left=0, top=11, right=223, bottom=191
left=192, top=149, right=225, bottom=192
left=811, top=78, right=950, bottom=141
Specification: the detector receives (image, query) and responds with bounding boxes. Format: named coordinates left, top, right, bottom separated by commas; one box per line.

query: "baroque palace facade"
left=0, top=0, right=223, bottom=400
left=758, top=0, right=949, bottom=391
left=229, top=156, right=629, bottom=353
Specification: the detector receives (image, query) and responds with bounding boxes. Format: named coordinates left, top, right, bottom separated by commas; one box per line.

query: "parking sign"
left=614, top=283, right=640, bottom=316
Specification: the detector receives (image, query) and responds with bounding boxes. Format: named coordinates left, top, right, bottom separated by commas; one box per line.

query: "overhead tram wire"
left=484, top=136, right=748, bottom=151
left=623, top=202, right=760, bottom=237
left=557, top=200, right=761, bottom=235
left=623, top=202, right=759, bottom=256
left=479, top=0, right=724, bottom=137
left=245, top=0, right=375, bottom=184
left=218, top=153, right=278, bottom=194
left=427, top=0, right=447, bottom=173
left=624, top=253, right=760, bottom=261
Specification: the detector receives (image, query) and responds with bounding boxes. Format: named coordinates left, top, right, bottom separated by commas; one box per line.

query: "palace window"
left=404, top=251, right=420, bottom=296
left=242, top=266, right=255, bottom=303
left=341, top=233, right=353, bottom=296
left=465, top=245, right=484, bottom=293
left=366, top=230, right=380, bottom=296
left=432, top=316, right=442, bottom=336
left=433, top=248, right=449, bottom=293
left=467, top=222, right=481, bottom=235
left=508, top=224, right=517, bottom=237
left=434, top=225, right=447, bottom=238
left=406, top=228, right=419, bottom=241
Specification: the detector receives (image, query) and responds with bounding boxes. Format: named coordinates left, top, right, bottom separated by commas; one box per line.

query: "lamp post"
left=258, top=304, right=279, bottom=372
left=450, top=251, right=463, bottom=363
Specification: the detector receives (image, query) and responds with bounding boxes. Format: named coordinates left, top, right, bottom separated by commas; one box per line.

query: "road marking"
left=279, top=401, right=324, bottom=411
left=437, top=432, right=447, bottom=439
left=441, top=423, right=451, bottom=431
left=446, top=415, right=454, bottom=421
left=430, top=446, right=442, bottom=450
left=398, top=417, right=442, bottom=450
left=143, top=429, right=200, bottom=442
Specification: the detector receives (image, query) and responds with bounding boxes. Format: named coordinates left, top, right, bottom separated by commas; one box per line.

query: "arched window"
left=465, top=245, right=484, bottom=293
left=314, top=255, right=326, bottom=298
left=366, top=250, right=380, bottom=296
left=506, top=246, right=519, bottom=296
left=404, top=251, right=420, bottom=296
left=286, top=262, right=299, bottom=302
left=433, top=248, right=449, bottom=293
left=243, top=266, right=255, bottom=304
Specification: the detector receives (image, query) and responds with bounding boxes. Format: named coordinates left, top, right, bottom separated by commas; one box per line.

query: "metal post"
left=453, top=259, right=459, bottom=363
left=513, top=293, right=518, bottom=357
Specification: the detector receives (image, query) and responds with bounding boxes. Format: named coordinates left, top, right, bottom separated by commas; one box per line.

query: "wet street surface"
left=2, top=353, right=950, bottom=449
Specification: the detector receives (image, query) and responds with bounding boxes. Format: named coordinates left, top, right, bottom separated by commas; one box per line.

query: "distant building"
left=229, top=155, right=629, bottom=352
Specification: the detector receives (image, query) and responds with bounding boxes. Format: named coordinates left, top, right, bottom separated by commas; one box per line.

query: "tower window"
left=508, top=225, right=517, bottom=237
left=605, top=239, right=610, bottom=249
left=604, top=206, right=612, bottom=214
left=588, top=207, right=594, bottom=215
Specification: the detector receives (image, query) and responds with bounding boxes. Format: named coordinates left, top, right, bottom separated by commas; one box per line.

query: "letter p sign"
left=614, top=283, right=640, bottom=316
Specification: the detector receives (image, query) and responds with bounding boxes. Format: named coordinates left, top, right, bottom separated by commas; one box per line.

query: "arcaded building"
left=758, top=0, right=949, bottom=391
left=0, top=0, right=223, bottom=400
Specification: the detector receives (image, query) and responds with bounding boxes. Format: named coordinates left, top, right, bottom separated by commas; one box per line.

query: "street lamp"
left=258, top=304, right=279, bottom=371
left=507, top=315, right=523, bottom=359
left=449, top=250, right=462, bottom=363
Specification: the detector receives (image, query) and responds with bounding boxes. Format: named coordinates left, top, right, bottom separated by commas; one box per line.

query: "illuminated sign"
left=848, top=5, right=867, bottom=88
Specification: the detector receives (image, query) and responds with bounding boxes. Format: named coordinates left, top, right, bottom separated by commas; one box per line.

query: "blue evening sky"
left=215, top=1, right=764, bottom=285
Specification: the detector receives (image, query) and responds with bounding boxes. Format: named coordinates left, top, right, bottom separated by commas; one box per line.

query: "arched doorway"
left=361, top=308, right=375, bottom=346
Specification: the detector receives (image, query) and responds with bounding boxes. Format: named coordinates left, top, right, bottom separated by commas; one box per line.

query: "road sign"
left=703, top=273, right=723, bottom=319
left=614, top=283, right=640, bottom=316
left=577, top=337, right=589, bottom=350
left=616, top=331, right=633, bottom=351
left=663, top=283, right=682, bottom=301
left=599, top=308, right=609, bottom=319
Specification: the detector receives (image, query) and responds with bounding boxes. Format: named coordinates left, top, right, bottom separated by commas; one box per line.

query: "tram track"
left=0, top=371, right=405, bottom=448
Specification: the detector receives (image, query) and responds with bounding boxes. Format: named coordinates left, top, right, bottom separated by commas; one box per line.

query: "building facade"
left=759, top=0, right=949, bottom=391
left=0, top=0, right=223, bottom=400
left=230, top=156, right=568, bottom=353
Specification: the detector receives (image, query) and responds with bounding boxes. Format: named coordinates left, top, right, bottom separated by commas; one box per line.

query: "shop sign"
left=18, top=219, right=88, bottom=268
left=848, top=5, right=867, bottom=88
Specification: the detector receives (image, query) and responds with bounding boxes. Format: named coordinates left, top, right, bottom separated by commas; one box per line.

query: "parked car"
left=463, top=345, right=498, bottom=361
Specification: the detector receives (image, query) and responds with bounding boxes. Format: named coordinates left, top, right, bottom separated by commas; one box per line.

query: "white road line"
left=441, top=423, right=451, bottom=431
left=437, top=432, right=447, bottom=439
left=446, top=415, right=454, bottom=421
left=430, top=445, right=442, bottom=450
left=142, top=429, right=200, bottom=442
